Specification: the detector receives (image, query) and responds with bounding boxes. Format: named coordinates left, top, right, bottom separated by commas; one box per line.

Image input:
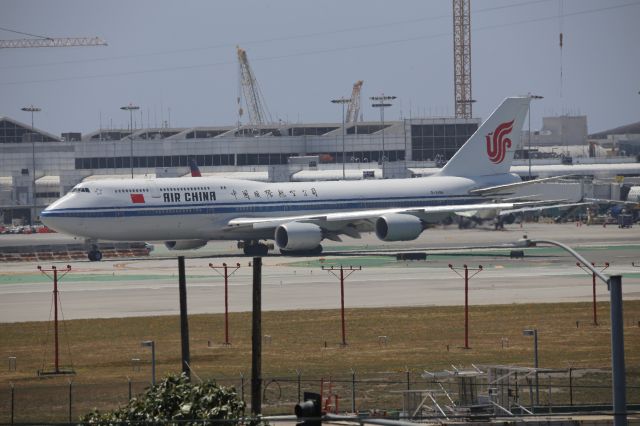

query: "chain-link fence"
left=2, top=369, right=639, bottom=423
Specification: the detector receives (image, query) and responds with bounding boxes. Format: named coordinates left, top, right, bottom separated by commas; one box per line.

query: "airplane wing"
left=226, top=200, right=555, bottom=236
left=469, top=175, right=574, bottom=197
left=497, top=201, right=591, bottom=216
left=583, top=198, right=639, bottom=207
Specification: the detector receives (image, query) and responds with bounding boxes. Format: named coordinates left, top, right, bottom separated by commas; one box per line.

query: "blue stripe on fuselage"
left=40, top=195, right=486, bottom=219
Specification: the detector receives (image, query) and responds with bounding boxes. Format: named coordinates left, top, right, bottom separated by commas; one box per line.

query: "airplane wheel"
left=88, top=250, right=103, bottom=261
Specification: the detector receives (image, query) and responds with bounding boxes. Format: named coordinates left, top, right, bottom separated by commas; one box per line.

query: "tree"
left=81, top=373, right=264, bottom=424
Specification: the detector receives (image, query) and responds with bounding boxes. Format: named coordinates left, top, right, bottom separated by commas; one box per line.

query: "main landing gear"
left=239, top=240, right=272, bottom=256
left=280, top=245, right=323, bottom=256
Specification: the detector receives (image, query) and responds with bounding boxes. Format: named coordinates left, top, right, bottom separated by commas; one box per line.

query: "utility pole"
left=448, top=264, right=483, bottom=349
left=331, top=98, right=351, bottom=180
left=321, top=265, right=362, bottom=346
left=21, top=105, right=41, bottom=225
left=576, top=261, right=609, bottom=325
left=37, top=265, right=73, bottom=375
left=208, top=262, right=241, bottom=345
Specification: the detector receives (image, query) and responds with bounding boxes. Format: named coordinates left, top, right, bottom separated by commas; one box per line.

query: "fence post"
left=128, top=377, right=132, bottom=400
left=351, top=369, right=356, bottom=413
left=296, top=370, right=301, bottom=403
left=68, top=381, right=73, bottom=423
left=406, top=368, right=411, bottom=391
left=10, top=383, right=14, bottom=425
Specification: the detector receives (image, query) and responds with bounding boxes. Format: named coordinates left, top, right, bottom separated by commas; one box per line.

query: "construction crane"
left=453, top=0, right=472, bottom=119
left=345, top=80, right=364, bottom=123
left=0, top=37, right=107, bottom=49
left=237, top=46, right=272, bottom=126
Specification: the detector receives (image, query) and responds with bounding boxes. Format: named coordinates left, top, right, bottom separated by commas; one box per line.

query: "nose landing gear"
left=86, top=241, right=103, bottom=261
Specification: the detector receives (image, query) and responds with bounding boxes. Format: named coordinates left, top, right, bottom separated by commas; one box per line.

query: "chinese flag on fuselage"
left=130, top=193, right=145, bottom=203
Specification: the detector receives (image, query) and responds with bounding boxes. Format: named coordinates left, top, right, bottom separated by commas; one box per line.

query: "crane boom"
left=0, top=36, right=107, bottom=49
left=237, top=46, right=272, bottom=126
left=345, top=80, right=363, bottom=123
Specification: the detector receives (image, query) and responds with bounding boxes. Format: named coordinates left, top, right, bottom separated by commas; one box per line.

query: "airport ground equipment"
left=36, top=264, right=75, bottom=376
left=448, top=264, right=483, bottom=349
left=321, top=265, right=362, bottom=346
left=576, top=261, right=609, bottom=325
left=516, top=236, right=627, bottom=425
left=208, top=262, right=241, bottom=345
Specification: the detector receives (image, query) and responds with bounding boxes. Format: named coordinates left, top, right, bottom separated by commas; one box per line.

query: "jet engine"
left=164, top=240, right=208, bottom=250
left=375, top=214, right=423, bottom=241
left=274, top=222, right=322, bottom=251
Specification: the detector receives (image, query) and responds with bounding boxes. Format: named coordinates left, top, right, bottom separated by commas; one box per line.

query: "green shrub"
left=81, top=373, right=265, bottom=424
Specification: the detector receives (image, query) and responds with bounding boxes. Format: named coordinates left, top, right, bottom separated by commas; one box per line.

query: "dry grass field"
left=1, top=301, right=639, bottom=421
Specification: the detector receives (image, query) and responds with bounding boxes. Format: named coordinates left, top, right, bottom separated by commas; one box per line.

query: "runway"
left=1, top=222, right=639, bottom=323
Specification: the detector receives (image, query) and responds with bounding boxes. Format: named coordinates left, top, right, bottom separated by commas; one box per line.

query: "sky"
left=1, top=0, right=639, bottom=136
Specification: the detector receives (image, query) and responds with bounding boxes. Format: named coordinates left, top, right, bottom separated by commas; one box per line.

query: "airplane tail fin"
left=189, top=158, right=202, bottom=177
left=437, top=97, right=530, bottom=177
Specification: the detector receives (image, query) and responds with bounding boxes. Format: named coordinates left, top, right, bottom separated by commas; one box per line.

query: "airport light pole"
left=448, top=264, right=483, bottom=349
left=208, top=262, right=241, bottom=345
left=322, top=265, right=362, bottom=346
left=370, top=94, right=396, bottom=173
left=522, top=328, right=539, bottom=406
left=37, top=265, right=72, bottom=375
left=21, top=105, right=41, bottom=225
left=141, top=340, right=156, bottom=386
left=120, top=103, right=139, bottom=178
left=516, top=236, right=626, bottom=425
left=331, top=97, right=351, bottom=180
left=576, top=261, right=609, bottom=325
left=527, top=94, right=544, bottom=179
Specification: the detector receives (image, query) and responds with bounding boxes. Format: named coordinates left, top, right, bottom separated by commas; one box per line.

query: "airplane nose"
left=40, top=205, right=60, bottom=230
left=40, top=196, right=71, bottom=233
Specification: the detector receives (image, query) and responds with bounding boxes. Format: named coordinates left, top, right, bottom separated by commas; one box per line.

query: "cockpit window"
left=71, top=187, right=90, bottom=193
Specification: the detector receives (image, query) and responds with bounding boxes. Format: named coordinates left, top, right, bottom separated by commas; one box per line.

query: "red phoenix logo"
left=485, top=120, right=514, bottom=164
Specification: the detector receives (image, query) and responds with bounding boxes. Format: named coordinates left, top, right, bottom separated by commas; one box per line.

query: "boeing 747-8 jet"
left=42, top=97, right=549, bottom=260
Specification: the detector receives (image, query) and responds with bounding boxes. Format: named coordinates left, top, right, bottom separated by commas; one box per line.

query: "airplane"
left=42, top=96, right=560, bottom=261
left=189, top=158, right=202, bottom=177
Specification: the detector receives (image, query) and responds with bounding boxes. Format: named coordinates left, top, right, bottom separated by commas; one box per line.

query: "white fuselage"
left=41, top=173, right=519, bottom=242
